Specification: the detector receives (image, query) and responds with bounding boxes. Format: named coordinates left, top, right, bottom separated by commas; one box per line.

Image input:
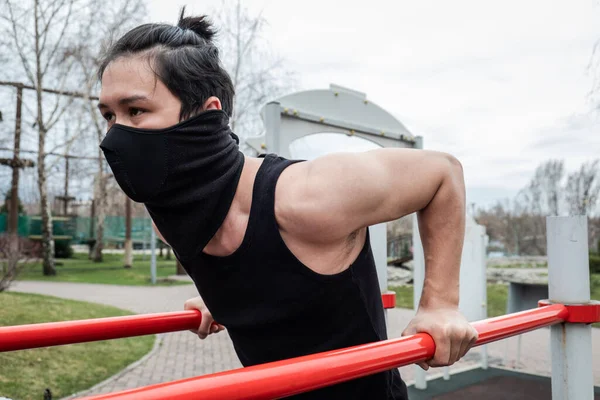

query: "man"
left=98, top=10, right=478, bottom=399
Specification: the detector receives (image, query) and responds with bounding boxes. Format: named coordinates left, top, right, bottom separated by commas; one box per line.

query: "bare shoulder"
left=273, top=154, right=371, bottom=243
left=274, top=161, right=367, bottom=275
left=274, top=161, right=338, bottom=243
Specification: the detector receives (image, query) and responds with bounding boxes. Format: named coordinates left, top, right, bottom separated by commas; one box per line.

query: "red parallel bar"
left=0, top=310, right=201, bottom=352
left=0, top=295, right=394, bottom=352
left=473, top=303, right=568, bottom=345
left=77, top=304, right=568, bottom=400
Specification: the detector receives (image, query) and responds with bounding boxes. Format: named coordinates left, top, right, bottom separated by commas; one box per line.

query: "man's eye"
left=130, top=108, right=144, bottom=117
left=103, top=112, right=114, bottom=122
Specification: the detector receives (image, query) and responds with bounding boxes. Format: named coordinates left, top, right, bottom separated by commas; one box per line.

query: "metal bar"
left=74, top=305, right=567, bottom=400
left=0, top=146, right=101, bottom=160
left=264, top=102, right=281, bottom=155
left=516, top=334, right=522, bottom=367
left=0, top=80, right=99, bottom=100
left=0, top=310, right=202, bottom=352
left=411, top=135, right=428, bottom=390
left=547, top=216, right=593, bottom=400
left=443, top=367, right=450, bottom=380
left=150, top=222, right=157, bottom=285
left=278, top=105, right=415, bottom=144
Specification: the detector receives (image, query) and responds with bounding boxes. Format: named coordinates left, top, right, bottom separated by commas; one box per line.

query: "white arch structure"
left=247, top=84, right=421, bottom=294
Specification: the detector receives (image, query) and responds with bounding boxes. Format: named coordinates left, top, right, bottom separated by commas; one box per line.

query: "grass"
left=17, top=253, right=191, bottom=286
left=390, top=284, right=509, bottom=318
left=391, top=275, right=600, bottom=328
left=0, top=292, right=155, bottom=400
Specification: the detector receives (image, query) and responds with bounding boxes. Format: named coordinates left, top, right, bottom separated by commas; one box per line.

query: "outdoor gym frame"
left=1, top=216, right=599, bottom=399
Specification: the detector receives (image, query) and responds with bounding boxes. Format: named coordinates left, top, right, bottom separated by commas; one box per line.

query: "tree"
left=213, top=0, right=295, bottom=146
left=565, top=159, right=600, bottom=216
left=530, top=160, right=565, bottom=216
left=64, top=0, right=147, bottom=262
left=0, top=191, right=25, bottom=214
left=0, top=236, right=36, bottom=292
left=510, top=160, right=566, bottom=254
left=1, top=0, right=85, bottom=275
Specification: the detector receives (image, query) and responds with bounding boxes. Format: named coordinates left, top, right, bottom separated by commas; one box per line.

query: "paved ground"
left=8, top=281, right=600, bottom=398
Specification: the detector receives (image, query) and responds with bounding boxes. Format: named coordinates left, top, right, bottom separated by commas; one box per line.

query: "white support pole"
left=370, top=224, right=388, bottom=295
left=264, top=102, right=282, bottom=156
left=547, top=216, right=593, bottom=400
left=481, top=344, right=489, bottom=370
left=481, top=235, right=489, bottom=370
left=411, top=135, right=428, bottom=390
left=150, top=223, right=157, bottom=285
left=516, top=335, right=522, bottom=367
left=412, top=213, right=427, bottom=390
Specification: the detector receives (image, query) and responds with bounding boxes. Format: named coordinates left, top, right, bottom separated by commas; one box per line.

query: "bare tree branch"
left=565, top=160, right=600, bottom=216
left=41, top=0, right=74, bottom=76
left=3, top=1, right=36, bottom=84
left=38, top=0, right=69, bottom=56
left=46, top=60, right=78, bottom=129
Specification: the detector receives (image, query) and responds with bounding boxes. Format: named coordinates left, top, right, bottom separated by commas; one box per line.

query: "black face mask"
left=100, top=109, right=245, bottom=261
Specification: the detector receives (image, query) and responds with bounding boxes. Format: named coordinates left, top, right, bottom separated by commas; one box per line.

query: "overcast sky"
left=148, top=0, right=600, bottom=207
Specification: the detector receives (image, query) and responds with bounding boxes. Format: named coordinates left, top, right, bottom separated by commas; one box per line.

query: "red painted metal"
left=381, top=292, right=396, bottom=309
left=76, top=304, right=568, bottom=400
left=0, top=295, right=396, bottom=352
left=472, top=304, right=568, bottom=345
left=538, top=299, right=600, bottom=324
left=0, top=310, right=202, bottom=352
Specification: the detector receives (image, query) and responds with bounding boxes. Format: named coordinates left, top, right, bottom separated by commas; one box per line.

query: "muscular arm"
left=280, top=148, right=475, bottom=368
left=282, top=148, right=465, bottom=307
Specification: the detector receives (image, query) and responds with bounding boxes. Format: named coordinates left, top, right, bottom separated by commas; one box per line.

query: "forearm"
left=417, top=157, right=466, bottom=309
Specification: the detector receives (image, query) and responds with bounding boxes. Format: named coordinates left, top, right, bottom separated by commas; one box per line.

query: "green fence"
left=0, top=214, right=32, bottom=237
left=0, top=213, right=152, bottom=245
left=74, top=216, right=153, bottom=244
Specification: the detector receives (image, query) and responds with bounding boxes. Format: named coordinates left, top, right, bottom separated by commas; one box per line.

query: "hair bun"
left=178, top=7, right=215, bottom=42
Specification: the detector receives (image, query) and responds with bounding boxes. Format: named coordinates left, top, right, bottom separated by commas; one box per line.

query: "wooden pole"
left=8, top=86, right=23, bottom=248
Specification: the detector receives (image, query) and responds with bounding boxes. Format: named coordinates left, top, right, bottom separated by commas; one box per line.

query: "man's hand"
left=402, top=306, right=478, bottom=370
left=184, top=297, right=225, bottom=339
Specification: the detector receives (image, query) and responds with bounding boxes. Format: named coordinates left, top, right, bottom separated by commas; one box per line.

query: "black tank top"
left=182, top=154, right=408, bottom=399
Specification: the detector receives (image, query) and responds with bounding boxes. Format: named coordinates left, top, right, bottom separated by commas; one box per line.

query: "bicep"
left=299, top=148, right=456, bottom=238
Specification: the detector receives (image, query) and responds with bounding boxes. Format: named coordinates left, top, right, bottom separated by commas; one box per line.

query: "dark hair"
left=98, top=8, right=235, bottom=120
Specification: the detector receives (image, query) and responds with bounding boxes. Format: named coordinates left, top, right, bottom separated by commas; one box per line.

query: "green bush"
left=0, top=192, right=25, bottom=214
left=590, top=254, right=600, bottom=274
left=591, top=274, right=600, bottom=290
left=55, top=239, right=73, bottom=259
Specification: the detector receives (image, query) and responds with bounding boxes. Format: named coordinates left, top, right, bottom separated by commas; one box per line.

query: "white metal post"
left=412, top=213, right=427, bottom=389
left=547, top=216, right=593, bottom=400
left=411, top=136, right=428, bottom=390
left=481, top=233, right=489, bottom=370
left=264, top=102, right=282, bottom=155
left=150, top=223, right=157, bottom=285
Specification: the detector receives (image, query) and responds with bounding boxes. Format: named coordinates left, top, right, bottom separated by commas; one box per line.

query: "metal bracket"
left=538, top=299, right=600, bottom=324
left=381, top=292, right=396, bottom=309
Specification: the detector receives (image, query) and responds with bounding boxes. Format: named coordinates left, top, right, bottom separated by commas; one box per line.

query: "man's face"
left=98, top=57, right=182, bottom=130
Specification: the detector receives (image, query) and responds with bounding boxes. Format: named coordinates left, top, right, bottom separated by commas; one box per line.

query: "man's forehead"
left=100, top=59, right=158, bottom=104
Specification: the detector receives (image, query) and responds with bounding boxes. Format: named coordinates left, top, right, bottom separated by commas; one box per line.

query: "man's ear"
left=203, top=96, right=222, bottom=111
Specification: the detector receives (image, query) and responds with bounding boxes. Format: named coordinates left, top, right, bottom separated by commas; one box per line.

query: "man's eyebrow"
left=97, top=95, right=150, bottom=110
